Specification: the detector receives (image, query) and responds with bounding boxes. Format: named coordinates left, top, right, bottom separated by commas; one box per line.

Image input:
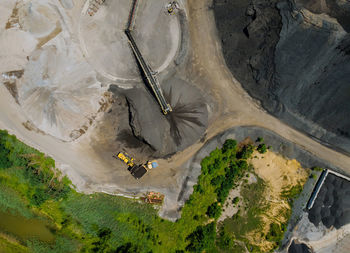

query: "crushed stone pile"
left=308, top=174, right=350, bottom=229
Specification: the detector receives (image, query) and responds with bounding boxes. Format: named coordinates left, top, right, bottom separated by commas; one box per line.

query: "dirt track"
left=164, top=0, right=350, bottom=174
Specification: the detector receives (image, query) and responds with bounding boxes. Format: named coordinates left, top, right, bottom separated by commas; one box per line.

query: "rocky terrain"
left=286, top=172, right=350, bottom=253
left=214, top=0, right=350, bottom=154
left=288, top=240, right=311, bottom=253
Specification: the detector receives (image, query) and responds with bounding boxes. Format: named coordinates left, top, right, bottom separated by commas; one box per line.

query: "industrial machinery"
left=114, top=152, right=158, bottom=179
left=115, top=152, right=134, bottom=167
left=125, top=0, right=172, bottom=115
left=166, top=1, right=179, bottom=15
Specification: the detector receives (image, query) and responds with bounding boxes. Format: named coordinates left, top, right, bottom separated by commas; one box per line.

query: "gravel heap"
left=308, top=174, right=350, bottom=229
left=116, top=77, right=208, bottom=157
left=288, top=240, right=311, bottom=253
left=214, top=0, right=350, bottom=154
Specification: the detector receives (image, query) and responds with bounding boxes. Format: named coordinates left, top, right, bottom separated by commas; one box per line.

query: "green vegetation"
left=0, top=131, right=255, bottom=252
left=265, top=223, right=287, bottom=247
left=220, top=176, right=266, bottom=247
left=206, top=202, right=221, bottom=219
left=257, top=143, right=267, bottom=154
left=281, top=184, right=303, bottom=206
left=311, top=166, right=323, bottom=172
left=0, top=236, right=29, bottom=253
left=256, top=137, right=264, bottom=143
left=232, top=197, right=239, bottom=205
left=185, top=223, right=216, bottom=252
left=0, top=130, right=305, bottom=253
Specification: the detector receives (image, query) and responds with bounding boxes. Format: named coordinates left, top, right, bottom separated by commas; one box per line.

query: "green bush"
left=206, top=202, right=221, bottom=219
left=265, top=222, right=286, bottom=249
left=237, top=144, right=254, bottom=159
left=222, top=139, right=237, bottom=153
left=186, top=223, right=216, bottom=252
left=232, top=197, right=239, bottom=205
left=257, top=144, right=267, bottom=154
left=256, top=137, right=264, bottom=143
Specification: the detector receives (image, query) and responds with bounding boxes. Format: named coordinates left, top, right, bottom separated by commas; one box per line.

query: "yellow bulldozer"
left=115, top=152, right=134, bottom=167
left=114, top=152, right=158, bottom=179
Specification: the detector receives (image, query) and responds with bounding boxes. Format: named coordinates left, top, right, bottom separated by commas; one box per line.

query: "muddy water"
left=0, top=210, right=55, bottom=242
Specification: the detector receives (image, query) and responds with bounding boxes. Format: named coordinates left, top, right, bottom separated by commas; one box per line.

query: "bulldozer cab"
left=115, top=152, right=134, bottom=167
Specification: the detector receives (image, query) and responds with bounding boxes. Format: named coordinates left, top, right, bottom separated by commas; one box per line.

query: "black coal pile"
left=308, top=174, right=350, bottom=229
left=288, top=240, right=311, bottom=253
left=214, top=0, right=350, bottom=154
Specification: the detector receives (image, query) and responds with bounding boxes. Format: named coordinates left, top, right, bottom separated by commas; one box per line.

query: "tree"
left=115, top=242, right=141, bottom=253
left=222, top=139, right=237, bottom=153
left=186, top=223, right=216, bottom=252
left=232, top=197, right=239, bottom=205
left=206, top=202, right=221, bottom=219
left=257, top=143, right=267, bottom=154
left=256, top=137, right=264, bottom=143
left=210, top=175, right=224, bottom=187
left=237, top=144, right=254, bottom=159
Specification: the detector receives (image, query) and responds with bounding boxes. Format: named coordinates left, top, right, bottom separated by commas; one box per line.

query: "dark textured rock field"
left=214, top=0, right=350, bottom=154
left=308, top=173, right=350, bottom=229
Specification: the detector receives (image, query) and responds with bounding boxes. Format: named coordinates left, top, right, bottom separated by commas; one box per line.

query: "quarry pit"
left=0, top=0, right=350, bottom=240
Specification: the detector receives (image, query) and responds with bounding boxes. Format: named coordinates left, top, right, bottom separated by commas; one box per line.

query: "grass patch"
left=0, top=130, right=254, bottom=252
left=0, top=129, right=305, bottom=252
left=222, top=176, right=266, bottom=241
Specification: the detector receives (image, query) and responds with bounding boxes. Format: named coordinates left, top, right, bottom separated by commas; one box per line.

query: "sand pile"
left=79, top=0, right=180, bottom=82
left=308, top=174, right=350, bottom=229
left=0, top=0, right=104, bottom=141
left=248, top=150, right=309, bottom=251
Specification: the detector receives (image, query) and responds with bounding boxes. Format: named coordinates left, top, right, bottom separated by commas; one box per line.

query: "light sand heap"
left=247, top=150, right=309, bottom=251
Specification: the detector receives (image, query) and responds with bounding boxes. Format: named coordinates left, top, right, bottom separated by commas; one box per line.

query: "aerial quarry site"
left=0, top=0, right=350, bottom=252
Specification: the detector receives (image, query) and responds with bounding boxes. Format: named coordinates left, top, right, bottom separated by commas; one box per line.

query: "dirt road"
left=163, top=0, right=350, bottom=174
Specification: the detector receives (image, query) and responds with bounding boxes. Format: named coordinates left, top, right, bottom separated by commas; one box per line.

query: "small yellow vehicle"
left=114, top=152, right=158, bottom=179
left=115, top=152, right=134, bottom=167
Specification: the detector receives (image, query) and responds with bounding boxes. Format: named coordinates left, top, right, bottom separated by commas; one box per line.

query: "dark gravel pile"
left=117, top=77, right=208, bottom=157
left=308, top=174, right=350, bottom=229
left=288, top=240, right=311, bottom=253
left=214, top=0, right=350, bottom=154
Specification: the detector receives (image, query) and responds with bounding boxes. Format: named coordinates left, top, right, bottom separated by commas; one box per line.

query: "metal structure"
left=166, top=1, right=179, bottom=15
left=125, top=0, right=172, bottom=115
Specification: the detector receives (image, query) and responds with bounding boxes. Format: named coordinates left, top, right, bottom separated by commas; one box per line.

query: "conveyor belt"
left=125, top=0, right=172, bottom=115
left=125, top=30, right=172, bottom=114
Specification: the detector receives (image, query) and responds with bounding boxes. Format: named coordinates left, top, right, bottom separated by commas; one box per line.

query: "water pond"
left=0, top=210, right=55, bottom=243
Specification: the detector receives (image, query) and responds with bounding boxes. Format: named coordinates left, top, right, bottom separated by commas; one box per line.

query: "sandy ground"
left=0, top=0, right=350, bottom=221
left=245, top=151, right=309, bottom=251
left=250, top=150, right=309, bottom=198
left=218, top=173, right=257, bottom=223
